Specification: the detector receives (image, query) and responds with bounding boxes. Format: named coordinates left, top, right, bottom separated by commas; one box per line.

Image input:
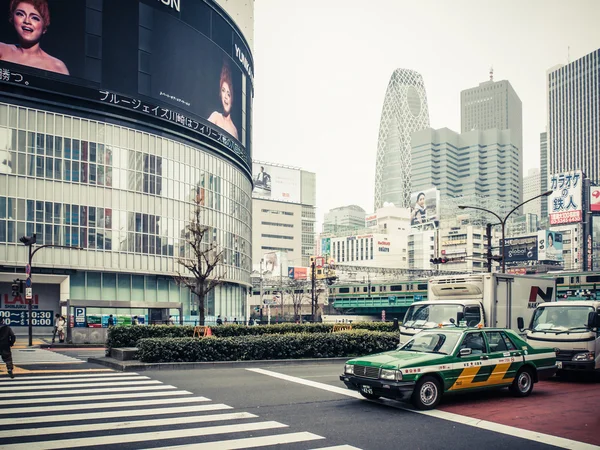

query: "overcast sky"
left=252, top=0, right=600, bottom=227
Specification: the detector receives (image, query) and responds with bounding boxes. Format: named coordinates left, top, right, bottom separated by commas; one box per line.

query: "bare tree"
left=285, top=279, right=311, bottom=322
left=175, top=196, right=225, bottom=325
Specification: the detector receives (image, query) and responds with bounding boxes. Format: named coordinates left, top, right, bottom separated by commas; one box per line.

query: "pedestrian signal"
left=430, top=258, right=448, bottom=264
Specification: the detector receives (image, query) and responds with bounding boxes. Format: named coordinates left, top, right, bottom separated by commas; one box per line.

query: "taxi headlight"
left=572, top=351, right=595, bottom=361
left=380, top=369, right=402, bottom=381
left=345, top=364, right=354, bottom=375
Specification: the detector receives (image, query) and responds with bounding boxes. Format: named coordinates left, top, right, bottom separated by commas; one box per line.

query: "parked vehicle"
left=522, top=300, right=600, bottom=374
left=340, top=327, right=557, bottom=410
left=399, top=274, right=555, bottom=344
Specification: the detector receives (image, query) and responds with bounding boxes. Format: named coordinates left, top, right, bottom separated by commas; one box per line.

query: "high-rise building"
left=461, top=77, right=523, bottom=203
left=523, top=168, right=542, bottom=218
left=411, top=128, right=521, bottom=211
left=251, top=161, right=316, bottom=271
left=547, top=49, right=600, bottom=184
left=374, top=69, right=430, bottom=210
left=540, top=132, right=548, bottom=220
left=323, top=205, right=366, bottom=234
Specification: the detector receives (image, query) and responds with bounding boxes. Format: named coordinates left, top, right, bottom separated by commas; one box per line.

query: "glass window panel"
left=17, top=130, right=25, bottom=152
left=45, top=157, right=53, bottom=178
left=36, top=133, right=44, bottom=154
left=45, top=202, right=52, bottom=223
left=17, top=152, right=25, bottom=174
left=70, top=272, right=86, bottom=300
left=106, top=166, right=112, bottom=187
left=54, top=136, right=62, bottom=158
left=80, top=227, right=87, bottom=248
left=36, top=155, right=44, bottom=177
left=44, top=224, right=52, bottom=244
left=88, top=228, right=96, bottom=249
left=131, top=275, right=144, bottom=301
left=117, top=274, right=131, bottom=301
left=86, top=272, right=101, bottom=299
left=36, top=201, right=43, bottom=222
left=105, top=230, right=112, bottom=250
left=89, top=207, right=96, bottom=227
left=54, top=203, right=61, bottom=224
left=145, top=276, right=157, bottom=301
left=97, top=165, right=104, bottom=186
left=72, top=140, right=80, bottom=160
left=97, top=144, right=104, bottom=165
left=89, top=163, right=96, bottom=184
left=102, top=273, right=117, bottom=300
left=54, top=158, right=62, bottom=180
left=64, top=160, right=71, bottom=181
left=64, top=138, right=71, bottom=159
left=80, top=206, right=87, bottom=226
left=63, top=225, right=71, bottom=245
left=81, top=141, right=88, bottom=162
left=53, top=225, right=60, bottom=245
left=72, top=162, right=79, bottom=182
left=89, top=142, right=96, bottom=162
left=46, top=135, right=54, bottom=156
left=81, top=162, right=88, bottom=183
left=6, top=220, right=15, bottom=242
left=0, top=197, right=5, bottom=219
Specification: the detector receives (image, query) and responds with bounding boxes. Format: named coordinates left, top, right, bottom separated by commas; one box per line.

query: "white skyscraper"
left=547, top=49, right=600, bottom=184
left=522, top=168, right=542, bottom=218
left=374, top=69, right=430, bottom=210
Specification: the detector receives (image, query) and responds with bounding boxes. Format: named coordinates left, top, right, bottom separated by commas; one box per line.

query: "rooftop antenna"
left=489, top=66, right=494, bottom=81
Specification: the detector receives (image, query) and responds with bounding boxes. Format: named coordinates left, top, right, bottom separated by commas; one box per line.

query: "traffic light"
left=430, top=258, right=448, bottom=264
left=19, top=234, right=36, bottom=246
left=11, top=280, right=23, bottom=296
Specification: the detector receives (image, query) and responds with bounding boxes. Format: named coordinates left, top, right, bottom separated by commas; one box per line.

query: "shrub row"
left=136, top=330, right=400, bottom=363
left=106, top=321, right=396, bottom=350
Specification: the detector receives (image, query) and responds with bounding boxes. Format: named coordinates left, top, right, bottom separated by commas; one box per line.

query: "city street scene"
left=1, top=0, right=599, bottom=449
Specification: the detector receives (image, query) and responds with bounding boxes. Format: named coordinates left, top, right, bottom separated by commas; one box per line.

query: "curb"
left=88, top=356, right=349, bottom=372
left=40, top=344, right=106, bottom=349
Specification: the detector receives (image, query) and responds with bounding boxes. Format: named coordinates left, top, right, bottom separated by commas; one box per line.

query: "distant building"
left=461, top=77, right=523, bottom=203
left=540, top=131, right=549, bottom=222
left=523, top=168, right=542, bottom=218
left=411, top=128, right=521, bottom=212
left=547, top=49, right=600, bottom=184
left=251, top=161, right=316, bottom=271
left=323, top=205, right=366, bottom=234
left=374, top=69, right=430, bottom=210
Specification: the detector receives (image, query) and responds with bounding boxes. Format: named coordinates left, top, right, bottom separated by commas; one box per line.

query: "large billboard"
left=537, top=230, right=563, bottom=262
left=591, top=186, right=600, bottom=212
left=410, top=187, right=440, bottom=228
left=502, top=236, right=538, bottom=264
left=0, top=0, right=253, bottom=168
left=253, top=251, right=288, bottom=279
left=252, top=162, right=301, bottom=203
left=548, top=171, right=583, bottom=225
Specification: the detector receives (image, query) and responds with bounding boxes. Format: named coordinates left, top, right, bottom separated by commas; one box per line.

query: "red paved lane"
left=439, top=377, right=600, bottom=446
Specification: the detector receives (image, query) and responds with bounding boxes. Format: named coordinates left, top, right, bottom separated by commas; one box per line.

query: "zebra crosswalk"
left=0, top=371, right=362, bottom=450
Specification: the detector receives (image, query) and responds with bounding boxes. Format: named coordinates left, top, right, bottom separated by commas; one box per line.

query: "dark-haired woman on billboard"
left=0, top=0, right=69, bottom=75
left=208, top=62, right=238, bottom=140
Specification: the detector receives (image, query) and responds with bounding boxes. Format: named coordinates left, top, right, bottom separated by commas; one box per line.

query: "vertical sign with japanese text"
left=548, top=171, right=583, bottom=225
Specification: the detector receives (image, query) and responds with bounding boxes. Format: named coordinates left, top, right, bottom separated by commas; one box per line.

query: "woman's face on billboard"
left=13, top=2, right=46, bottom=45
left=220, top=82, right=232, bottom=114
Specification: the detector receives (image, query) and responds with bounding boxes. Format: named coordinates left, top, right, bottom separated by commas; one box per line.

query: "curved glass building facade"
left=374, top=69, right=430, bottom=210
left=0, top=0, right=254, bottom=331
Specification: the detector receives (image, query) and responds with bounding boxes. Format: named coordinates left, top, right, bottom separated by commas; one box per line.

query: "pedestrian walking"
left=168, top=316, right=174, bottom=326
left=216, top=315, right=223, bottom=326
left=233, top=318, right=238, bottom=324
left=51, top=313, right=60, bottom=343
left=132, top=316, right=139, bottom=326
left=57, top=315, right=66, bottom=343
left=108, top=314, right=115, bottom=327
left=0, top=318, right=16, bottom=378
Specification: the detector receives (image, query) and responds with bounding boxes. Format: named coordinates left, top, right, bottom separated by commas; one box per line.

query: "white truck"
left=522, top=300, right=600, bottom=374
left=399, top=273, right=555, bottom=344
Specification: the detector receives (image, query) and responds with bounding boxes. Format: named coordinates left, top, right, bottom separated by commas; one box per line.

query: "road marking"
left=3, top=375, right=149, bottom=386
left=310, top=446, right=362, bottom=450
left=1, top=384, right=178, bottom=398
left=0, top=379, right=161, bottom=391
left=248, top=368, right=599, bottom=450
left=0, top=404, right=233, bottom=426
left=1, top=395, right=209, bottom=413
left=151, top=431, right=324, bottom=449
left=0, top=372, right=131, bottom=382
left=1, top=390, right=193, bottom=406
left=2, top=421, right=289, bottom=450
left=0, top=412, right=258, bottom=438
left=0, top=368, right=113, bottom=374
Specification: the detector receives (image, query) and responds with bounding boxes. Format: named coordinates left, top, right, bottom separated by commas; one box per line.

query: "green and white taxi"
left=340, top=327, right=557, bottom=410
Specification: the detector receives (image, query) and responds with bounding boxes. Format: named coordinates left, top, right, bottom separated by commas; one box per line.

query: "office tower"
left=461, top=76, right=523, bottom=203
left=411, top=128, right=520, bottom=211
left=374, top=69, right=430, bottom=210
left=523, top=168, right=542, bottom=218
left=323, top=205, right=366, bottom=234
left=547, top=49, right=600, bottom=184
left=540, top=132, right=548, bottom=219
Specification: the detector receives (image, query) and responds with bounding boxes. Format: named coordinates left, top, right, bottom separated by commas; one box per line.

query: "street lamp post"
left=19, top=234, right=82, bottom=346
left=459, top=191, right=553, bottom=273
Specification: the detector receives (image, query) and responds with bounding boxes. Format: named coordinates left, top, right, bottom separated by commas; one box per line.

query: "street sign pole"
left=27, top=244, right=33, bottom=347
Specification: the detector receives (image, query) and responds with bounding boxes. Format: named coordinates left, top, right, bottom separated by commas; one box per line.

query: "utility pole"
left=259, top=258, right=264, bottom=324
left=486, top=223, right=493, bottom=273
left=311, top=261, right=316, bottom=323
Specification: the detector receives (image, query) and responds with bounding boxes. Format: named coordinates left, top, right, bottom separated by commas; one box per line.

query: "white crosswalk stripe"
left=0, top=371, right=361, bottom=449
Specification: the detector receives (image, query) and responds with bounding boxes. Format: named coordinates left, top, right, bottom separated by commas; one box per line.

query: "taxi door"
left=450, top=331, right=491, bottom=391
left=482, top=330, right=524, bottom=386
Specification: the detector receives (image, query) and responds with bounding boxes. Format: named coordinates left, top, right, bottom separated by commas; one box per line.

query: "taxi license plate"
left=361, top=385, right=373, bottom=395
left=557, top=361, right=563, bottom=369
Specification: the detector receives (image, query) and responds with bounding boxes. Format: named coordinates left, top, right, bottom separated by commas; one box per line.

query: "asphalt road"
left=4, top=350, right=597, bottom=450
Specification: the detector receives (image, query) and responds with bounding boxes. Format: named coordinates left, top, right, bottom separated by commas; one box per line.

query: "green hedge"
left=106, top=321, right=396, bottom=350
left=136, top=330, right=400, bottom=363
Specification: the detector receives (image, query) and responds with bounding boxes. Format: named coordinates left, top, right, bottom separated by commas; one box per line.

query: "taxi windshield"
left=399, top=331, right=461, bottom=355
left=531, top=306, right=594, bottom=331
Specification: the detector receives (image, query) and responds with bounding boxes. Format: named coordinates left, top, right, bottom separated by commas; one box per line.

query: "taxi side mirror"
left=459, top=348, right=472, bottom=357
left=587, top=311, right=599, bottom=329
left=517, top=317, right=525, bottom=332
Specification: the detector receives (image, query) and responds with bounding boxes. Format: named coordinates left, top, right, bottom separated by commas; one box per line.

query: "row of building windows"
left=261, top=221, right=293, bottom=228
left=261, top=234, right=293, bottom=240
left=261, top=209, right=294, bottom=216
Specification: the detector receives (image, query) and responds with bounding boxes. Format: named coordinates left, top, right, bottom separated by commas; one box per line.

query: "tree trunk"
left=196, top=279, right=206, bottom=326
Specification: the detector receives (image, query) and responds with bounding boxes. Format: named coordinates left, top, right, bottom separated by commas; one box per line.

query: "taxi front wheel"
left=510, top=367, right=534, bottom=397
left=412, top=376, right=442, bottom=410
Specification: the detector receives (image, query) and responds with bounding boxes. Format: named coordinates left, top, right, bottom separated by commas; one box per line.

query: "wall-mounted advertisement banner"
left=253, top=251, right=288, bottom=278
left=591, top=186, right=600, bottom=212
left=288, top=267, right=308, bottom=280
left=548, top=171, right=583, bottom=225
left=252, top=162, right=301, bottom=203
left=0, top=0, right=253, bottom=167
left=537, top=230, right=563, bottom=262
left=321, top=238, right=331, bottom=257
left=501, top=236, right=538, bottom=263
left=410, top=188, right=440, bottom=228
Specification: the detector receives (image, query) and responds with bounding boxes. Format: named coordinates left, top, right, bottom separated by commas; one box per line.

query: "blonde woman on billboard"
left=208, top=61, right=238, bottom=139
left=0, top=0, right=69, bottom=75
